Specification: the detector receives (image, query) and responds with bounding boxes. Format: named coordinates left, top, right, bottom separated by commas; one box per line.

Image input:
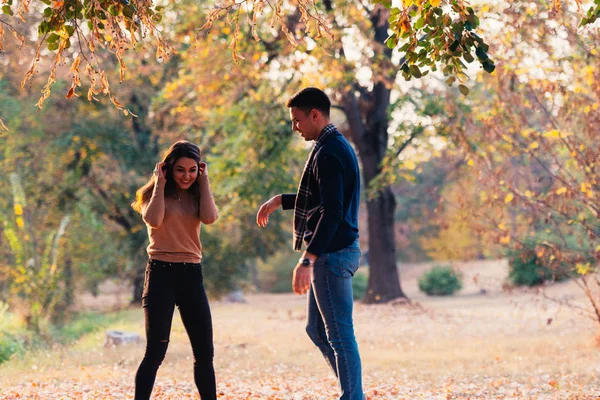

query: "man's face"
left=290, top=107, right=318, bottom=141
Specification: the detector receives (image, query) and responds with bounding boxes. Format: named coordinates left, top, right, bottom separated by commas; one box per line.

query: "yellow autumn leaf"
left=581, top=183, right=590, bottom=193
left=14, top=204, right=23, bottom=215
left=400, top=19, right=411, bottom=34
left=556, top=187, right=567, bottom=195
left=544, top=130, right=560, bottom=139
left=525, top=190, right=533, bottom=198
left=429, top=0, right=441, bottom=6
left=536, top=248, right=545, bottom=258
left=468, top=159, right=474, bottom=167
left=499, top=235, right=511, bottom=244
left=529, top=141, right=539, bottom=149
left=404, top=160, right=416, bottom=170
left=504, top=194, right=514, bottom=204
left=498, top=222, right=506, bottom=230
left=576, top=262, right=591, bottom=275
left=16, top=216, right=24, bottom=228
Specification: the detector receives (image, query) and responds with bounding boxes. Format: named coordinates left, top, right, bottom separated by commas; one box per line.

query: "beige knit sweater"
left=142, top=174, right=218, bottom=263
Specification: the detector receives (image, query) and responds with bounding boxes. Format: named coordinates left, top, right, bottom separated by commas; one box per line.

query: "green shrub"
left=418, top=265, right=463, bottom=296
left=352, top=272, right=368, bottom=300
left=0, top=303, right=25, bottom=364
left=0, top=332, right=24, bottom=364
left=508, top=249, right=571, bottom=287
left=0, top=309, right=133, bottom=366
left=256, top=249, right=296, bottom=293
left=49, top=312, right=124, bottom=345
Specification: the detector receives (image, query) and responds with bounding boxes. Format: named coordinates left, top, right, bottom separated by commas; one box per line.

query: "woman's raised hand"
left=154, top=162, right=166, bottom=184
left=197, top=162, right=208, bottom=180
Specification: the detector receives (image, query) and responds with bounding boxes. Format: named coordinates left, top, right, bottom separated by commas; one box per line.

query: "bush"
left=0, top=308, right=132, bottom=366
left=256, top=249, right=296, bottom=293
left=0, top=332, right=24, bottom=364
left=0, top=303, right=26, bottom=364
left=418, top=265, right=463, bottom=296
left=352, top=272, right=368, bottom=300
left=508, top=249, right=571, bottom=287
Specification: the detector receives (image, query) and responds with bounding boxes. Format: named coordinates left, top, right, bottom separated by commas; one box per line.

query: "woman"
left=131, top=140, right=219, bottom=400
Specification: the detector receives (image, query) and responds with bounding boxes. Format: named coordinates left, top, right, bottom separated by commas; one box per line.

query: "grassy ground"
left=1, top=259, right=600, bottom=399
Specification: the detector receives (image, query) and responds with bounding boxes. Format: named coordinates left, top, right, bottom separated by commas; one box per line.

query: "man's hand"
left=292, top=263, right=312, bottom=295
left=256, top=195, right=282, bottom=227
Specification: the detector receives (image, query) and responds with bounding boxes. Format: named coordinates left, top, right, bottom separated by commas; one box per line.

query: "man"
left=256, top=87, right=364, bottom=400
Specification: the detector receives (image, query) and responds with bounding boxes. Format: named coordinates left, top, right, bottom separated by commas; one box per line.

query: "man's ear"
left=310, top=109, right=319, bottom=121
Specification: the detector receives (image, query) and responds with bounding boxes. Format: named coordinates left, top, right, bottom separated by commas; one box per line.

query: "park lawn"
left=1, top=259, right=599, bottom=399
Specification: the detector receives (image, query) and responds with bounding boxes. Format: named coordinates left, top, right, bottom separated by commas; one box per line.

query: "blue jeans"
left=306, top=240, right=364, bottom=400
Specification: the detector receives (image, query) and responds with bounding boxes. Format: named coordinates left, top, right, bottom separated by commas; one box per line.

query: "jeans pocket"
left=191, top=264, right=204, bottom=283
left=341, top=250, right=360, bottom=277
left=141, top=267, right=150, bottom=307
left=326, top=250, right=360, bottom=278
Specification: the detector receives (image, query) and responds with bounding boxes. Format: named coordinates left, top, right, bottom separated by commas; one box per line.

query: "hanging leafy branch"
left=1, top=0, right=173, bottom=116
left=0, top=0, right=598, bottom=132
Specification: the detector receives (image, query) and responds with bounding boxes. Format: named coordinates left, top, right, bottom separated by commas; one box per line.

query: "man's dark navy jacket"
left=281, top=128, right=360, bottom=257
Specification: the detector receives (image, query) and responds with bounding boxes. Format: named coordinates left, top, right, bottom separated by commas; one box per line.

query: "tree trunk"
left=360, top=109, right=407, bottom=303
left=63, top=257, right=74, bottom=308
left=342, top=79, right=408, bottom=303
left=364, top=186, right=406, bottom=303
left=335, top=6, right=410, bottom=303
left=247, top=260, right=261, bottom=291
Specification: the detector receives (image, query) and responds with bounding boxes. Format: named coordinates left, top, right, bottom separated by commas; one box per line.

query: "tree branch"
left=86, top=177, right=132, bottom=232
left=394, top=127, right=422, bottom=158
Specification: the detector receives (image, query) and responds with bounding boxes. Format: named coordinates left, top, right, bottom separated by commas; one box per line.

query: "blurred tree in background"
left=1, top=0, right=600, bottom=332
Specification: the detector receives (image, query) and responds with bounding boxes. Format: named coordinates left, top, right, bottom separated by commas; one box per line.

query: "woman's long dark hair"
left=132, top=141, right=202, bottom=217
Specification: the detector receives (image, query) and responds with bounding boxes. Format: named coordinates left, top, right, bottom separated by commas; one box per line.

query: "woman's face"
left=172, top=157, right=198, bottom=190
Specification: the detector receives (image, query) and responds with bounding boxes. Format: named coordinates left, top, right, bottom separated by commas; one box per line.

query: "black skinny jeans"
left=134, top=259, right=216, bottom=400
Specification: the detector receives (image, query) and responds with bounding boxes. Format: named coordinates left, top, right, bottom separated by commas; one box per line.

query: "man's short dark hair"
left=286, top=87, right=331, bottom=118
